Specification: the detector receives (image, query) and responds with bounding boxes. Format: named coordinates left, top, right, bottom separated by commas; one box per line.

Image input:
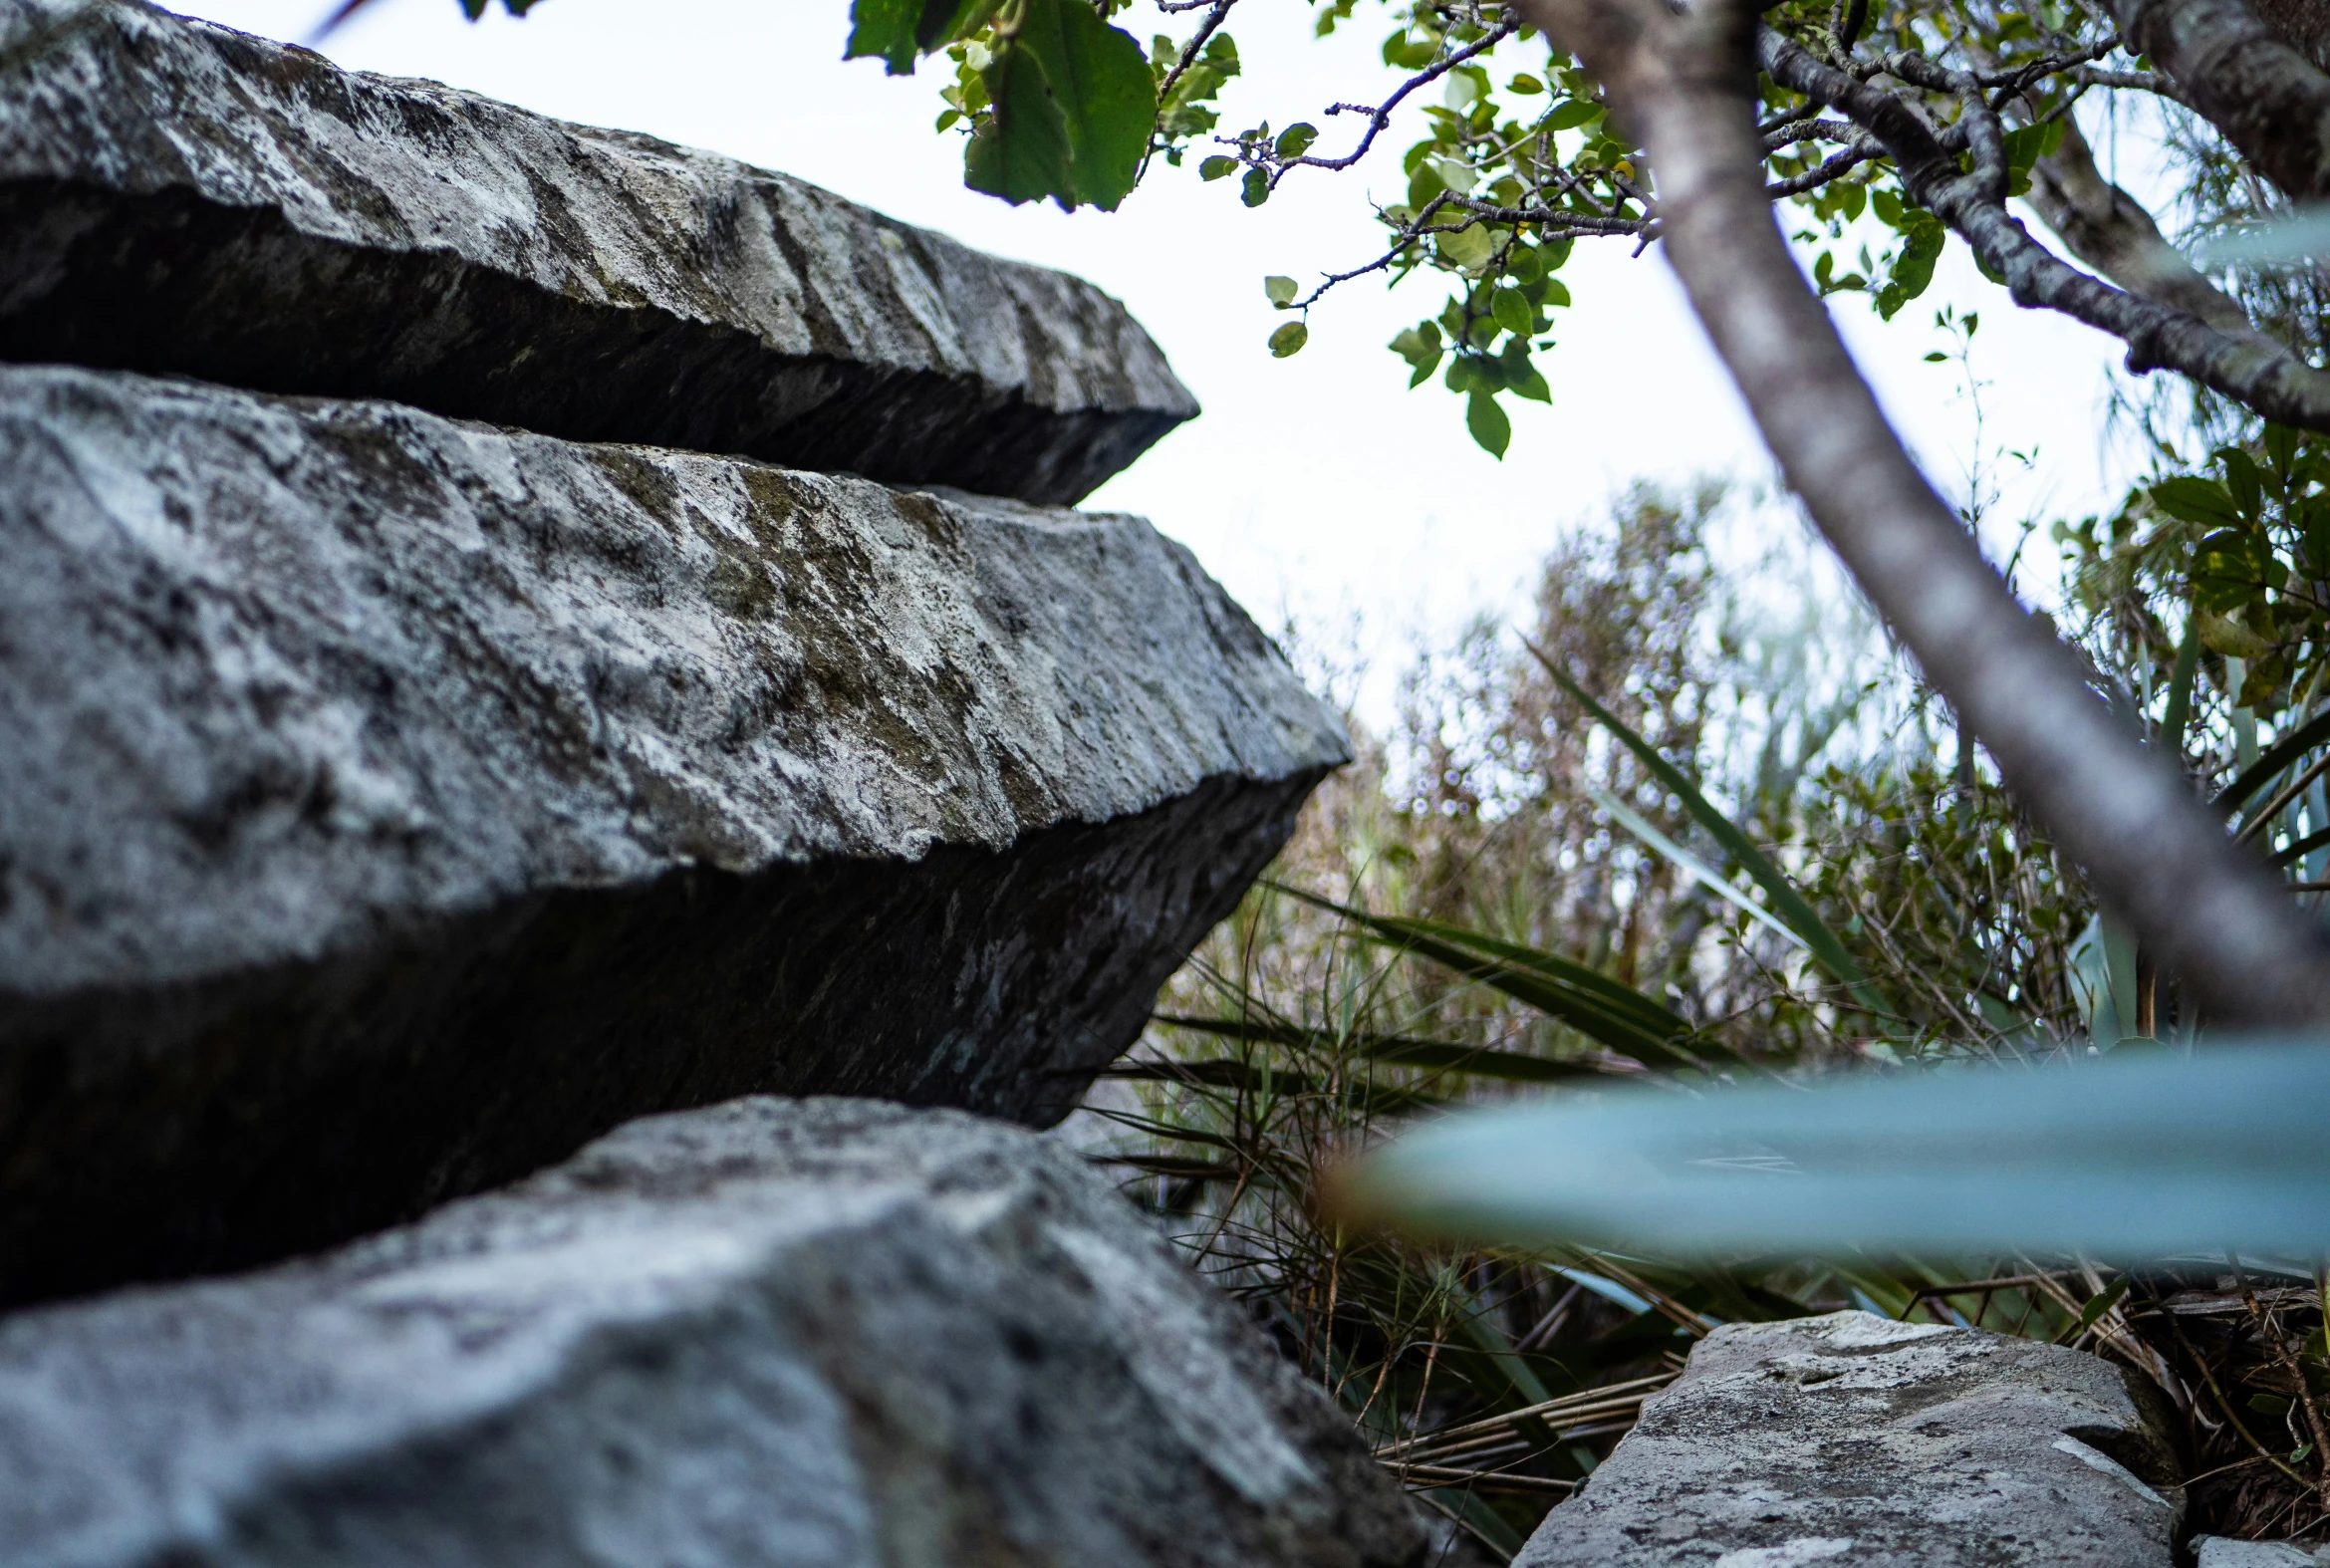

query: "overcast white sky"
left=171, top=0, right=2155, bottom=717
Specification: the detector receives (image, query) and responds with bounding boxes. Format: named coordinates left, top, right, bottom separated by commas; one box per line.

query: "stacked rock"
left=0, top=5, right=1415, bottom=1563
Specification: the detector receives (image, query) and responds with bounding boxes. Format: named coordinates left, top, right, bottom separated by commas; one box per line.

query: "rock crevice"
left=0, top=0, right=1197, bottom=503
left=0, top=1098, right=1431, bottom=1568
left=0, top=362, right=1345, bottom=1306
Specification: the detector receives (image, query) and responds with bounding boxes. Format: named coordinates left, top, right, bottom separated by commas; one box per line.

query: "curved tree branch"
left=1512, top=0, right=2330, bottom=1026
left=1763, top=32, right=2330, bottom=432
left=2027, top=116, right=2275, bottom=341
left=2111, top=0, right=2330, bottom=202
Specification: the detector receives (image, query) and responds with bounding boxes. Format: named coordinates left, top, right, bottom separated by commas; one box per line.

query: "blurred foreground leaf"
left=1341, top=1041, right=2330, bottom=1257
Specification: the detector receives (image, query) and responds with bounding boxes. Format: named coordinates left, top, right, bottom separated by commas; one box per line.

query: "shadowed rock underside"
left=0, top=0, right=1198, bottom=504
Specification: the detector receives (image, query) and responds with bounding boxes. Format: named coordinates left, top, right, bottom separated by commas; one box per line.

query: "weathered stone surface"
left=1517, top=1310, right=2184, bottom=1567
left=0, top=1096, right=1430, bottom=1568
left=0, top=363, right=1346, bottom=1307
left=0, top=0, right=1196, bottom=505
left=2196, top=1540, right=2330, bottom=1566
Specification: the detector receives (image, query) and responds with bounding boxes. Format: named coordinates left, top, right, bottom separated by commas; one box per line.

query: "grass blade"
left=2214, top=704, right=2330, bottom=816
left=1151, top=1014, right=1611, bottom=1082
left=1522, top=639, right=1877, bottom=1004
left=1588, top=784, right=1809, bottom=952
left=1273, top=886, right=1725, bottom=1072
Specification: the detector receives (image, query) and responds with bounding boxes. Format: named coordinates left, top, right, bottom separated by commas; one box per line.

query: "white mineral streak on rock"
left=0, top=0, right=1198, bottom=503
left=0, top=1098, right=1430, bottom=1568
left=1516, top=1309, right=2184, bottom=1567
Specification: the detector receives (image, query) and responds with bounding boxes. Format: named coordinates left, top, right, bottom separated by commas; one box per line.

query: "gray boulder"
left=1517, top=1309, right=2183, bottom=1567
left=0, top=0, right=1195, bottom=504
left=0, top=1096, right=1430, bottom=1568
left=0, top=363, right=1346, bottom=1306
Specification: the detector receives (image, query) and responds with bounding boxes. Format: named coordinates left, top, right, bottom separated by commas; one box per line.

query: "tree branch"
left=2026, top=115, right=2276, bottom=343
left=1766, top=32, right=2330, bottom=433
left=2110, top=0, right=2330, bottom=202
left=1512, top=0, right=2330, bottom=1025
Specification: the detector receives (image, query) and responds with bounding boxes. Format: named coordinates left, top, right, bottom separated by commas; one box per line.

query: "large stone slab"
left=0, top=363, right=1346, bottom=1307
left=0, top=0, right=1196, bottom=505
left=1517, top=1309, right=2183, bottom=1567
left=0, top=1096, right=1431, bottom=1568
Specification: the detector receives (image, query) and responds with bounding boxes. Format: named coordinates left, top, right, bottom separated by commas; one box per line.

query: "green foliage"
left=846, top=0, right=994, bottom=74
left=827, top=0, right=2191, bottom=447
left=2063, top=425, right=2330, bottom=731
left=851, top=0, right=1158, bottom=210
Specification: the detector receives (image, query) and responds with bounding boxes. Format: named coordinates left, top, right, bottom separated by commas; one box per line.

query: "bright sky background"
left=170, top=0, right=2158, bottom=720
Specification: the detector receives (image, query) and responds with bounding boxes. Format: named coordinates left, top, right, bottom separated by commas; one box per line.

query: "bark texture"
left=0, top=363, right=1347, bottom=1308
left=2027, top=117, right=2274, bottom=343
left=0, top=1097, right=1433, bottom=1568
left=2112, top=0, right=2330, bottom=204
left=0, top=0, right=1197, bottom=504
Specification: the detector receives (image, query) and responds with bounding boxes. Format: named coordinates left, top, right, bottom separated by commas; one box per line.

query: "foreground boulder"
left=0, top=0, right=1195, bottom=504
left=1518, top=1310, right=2182, bottom=1566
left=0, top=1097, right=1429, bottom=1568
left=0, top=363, right=1346, bottom=1307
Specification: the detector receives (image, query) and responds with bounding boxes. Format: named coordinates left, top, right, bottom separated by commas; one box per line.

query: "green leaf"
left=1198, top=154, right=1238, bottom=180
left=1541, top=277, right=1572, bottom=309
left=2196, top=607, right=2274, bottom=659
left=846, top=0, right=922, bottom=73
left=1491, top=287, right=1534, bottom=337
left=1263, top=274, right=1299, bottom=307
left=1268, top=321, right=1309, bottom=358
left=1467, top=390, right=1511, bottom=457
left=1342, top=1039, right=2330, bottom=1257
left=1274, top=121, right=1318, bottom=158
left=964, top=38, right=1074, bottom=205
left=2152, top=475, right=2241, bottom=528
left=1508, top=73, right=1546, bottom=94
left=964, top=0, right=1156, bottom=211
left=2191, top=526, right=2277, bottom=612
left=1545, top=99, right=1602, bottom=131
left=1241, top=165, right=1271, bottom=206
left=1526, top=649, right=1879, bottom=1006
left=847, top=0, right=995, bottom=74
left=1888, top=213, right=1944, bottom=307
left=1382, top=30, right=1437, bottom=70
left=1435, top=223, right=1496, bottom=271
left=2075, top=1276, right=2132, bottom=1333
left=2220, top=447, right=2267, bottom=521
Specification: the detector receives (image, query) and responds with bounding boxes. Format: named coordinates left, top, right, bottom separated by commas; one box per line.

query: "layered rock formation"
left=0, top=1098, right=1430, bottom=1568
left=0, top=361, right=1343, bottom=1306
left=1516, top=1310, right=2183, bottom=1567
left=0, top=0, right=1196, bottom=504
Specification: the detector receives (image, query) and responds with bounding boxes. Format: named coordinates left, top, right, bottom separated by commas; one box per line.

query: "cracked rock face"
left=0, top=363, right=1346, bottom=1307
left=0, top=0, right=1196, bottom=504
left=0, top=1097, right=1431, bottom=1568
left=1517, top=1310, right=2184, bottom=1567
